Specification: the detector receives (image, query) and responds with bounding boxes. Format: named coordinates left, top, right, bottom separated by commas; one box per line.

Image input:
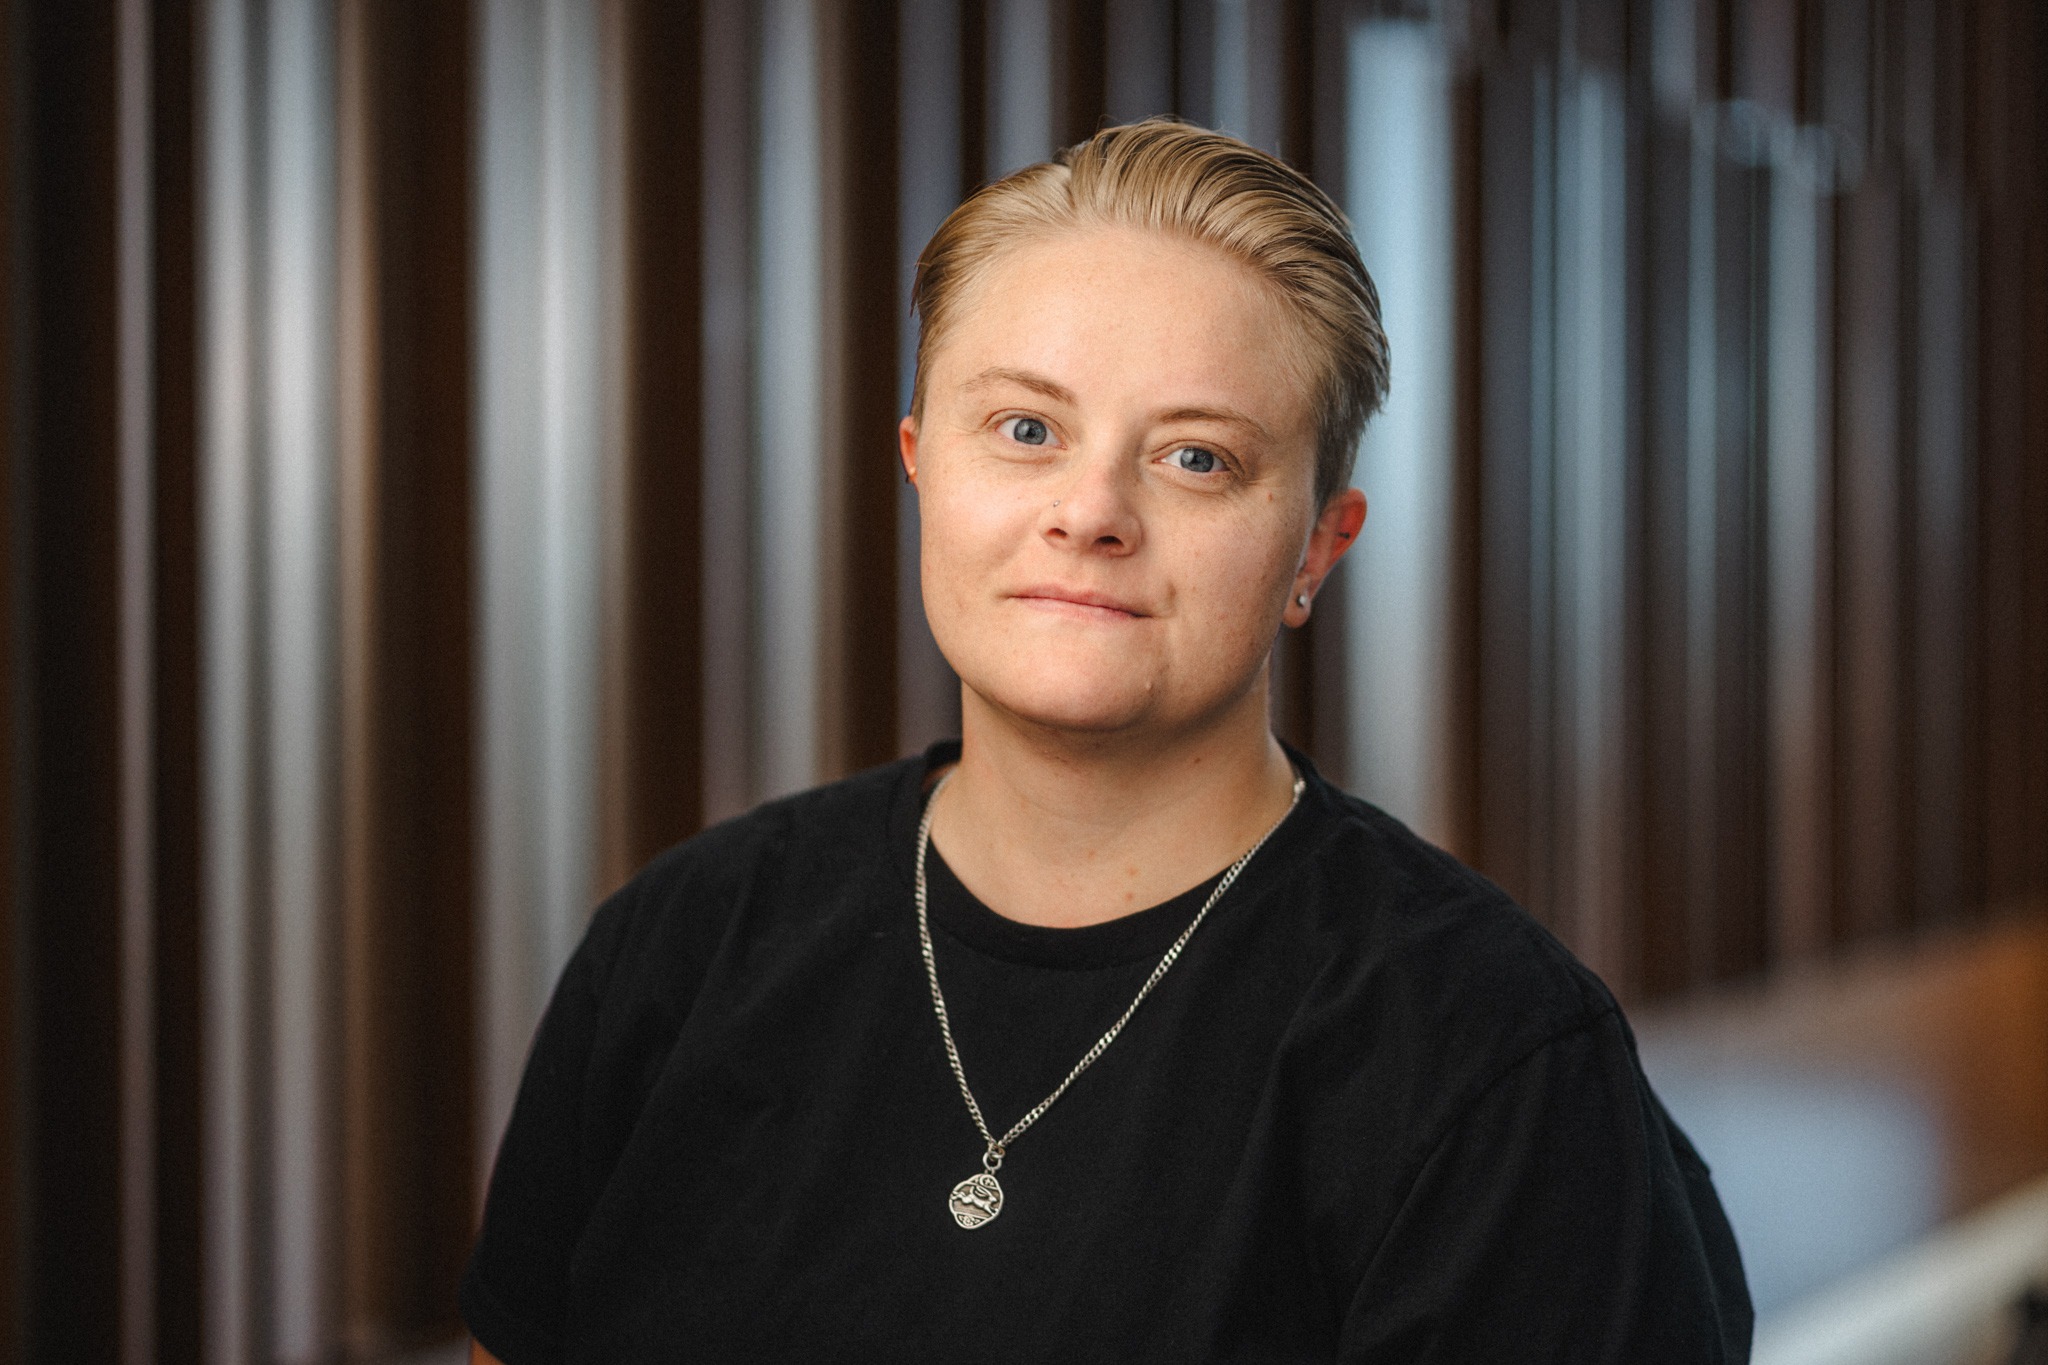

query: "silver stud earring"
left=1296, top=594, right=1310, bottom=608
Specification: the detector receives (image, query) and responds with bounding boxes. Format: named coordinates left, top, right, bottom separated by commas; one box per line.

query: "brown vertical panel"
left=1618, top=3, right=1658, bottom=999
left=896, top=0, right=968, bottom=755
left=1794, top=0, right=1825, bottom=125
left=1971, top=0, right=2026, bottom=909
left=1266, top=0, right=1341, bottom=755
left=1635, top=110, right=1698, bottom=995
left=1833, top=175, right=1908, bottom=942
left=375, top=0, right=476, bottom=1338
left=2028, top=0, right=2048, bottom=911
left=1891, top=0, right=1935, bottom=179
left=1104, top=0, right=1175, bottom=123
left=1063, top=0, right=1107, bottom=141
left=1264, top=5, right=1320, bottom=766
left=1709, top=151, right=1768, bottom=980
left=1445, top=67, right=1485, bottom=865
left=1281, top=0, right=1315, bottom=169
left=1910, top=184, right=1978, bottom=929
left=338, top=0, right=477, bottom=1349
left=1474, top=52, right=1539, bottom=909
left=1975, top=0, right=2048, bottom=912
left=149, top=0, right=202, bottom=1359
left=833, top=0, right=903, bottom=771
left=17, top=2, right=125, bottom=1358
left=1297, top=0, right=1352, bottom=783
left=1175, top=0, right=1213, bottom=126
left=1617, top=0, right=1659, bottom=998
left=623, top=0, right=705, bottom=853
left=1270, top=628, right=1317, bottom=758
left=2026, top=208, right=2048, bottom=909
left=0, top=0, right=15, bottom=1353
left=1268, top=0, right=1325, bottom=763
left=1503, top=0, right=1561, bottom=64
left=1238, top=0, right=1288, bottom=154
left=1926, top=0, right=1967, bottom=180
left=1734, top=0, right=1798, bottom=116
left=1814, top=0, right=1870, bottom=175
left=1573, top=0, right=1627, bottom=71
left=699, top=0, right=758, bottom=821
left=1762, top=162, right=1838, bottom=971
left=339, top=0, right=378, bottom=1344
left=959, top=0, right=989, bottom=189
left=1702, top=0, right=1731, bottom=104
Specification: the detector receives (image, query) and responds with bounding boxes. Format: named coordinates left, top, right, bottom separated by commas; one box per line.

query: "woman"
left=463, top=120, right=1751, bottom=1362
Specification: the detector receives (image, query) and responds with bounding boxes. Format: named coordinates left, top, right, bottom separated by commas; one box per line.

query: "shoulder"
left=1271, top=774, right=1628, bottom=1164
left=1271, top=777, right=1663, bottom=1266
left=628, top=755, right=913, bottom=909
left=573, top=754, right=924, bottom=1020
left=1289, top=777, right=1617, bottom=1050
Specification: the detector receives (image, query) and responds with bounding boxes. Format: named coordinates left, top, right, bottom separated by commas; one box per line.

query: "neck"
left=928, top=675, right=1299, bottom=928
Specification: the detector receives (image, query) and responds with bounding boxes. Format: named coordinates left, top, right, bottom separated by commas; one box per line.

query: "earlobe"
left=1285, top=490, right=1364, bottom=627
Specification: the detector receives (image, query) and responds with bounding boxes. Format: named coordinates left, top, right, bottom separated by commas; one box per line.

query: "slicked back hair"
left=910, top=118, right=1390, bottom=509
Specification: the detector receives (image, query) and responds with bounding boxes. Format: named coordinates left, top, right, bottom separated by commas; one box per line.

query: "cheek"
left=917, top=467, right=1030, bottom=601
left=1177, top=515, right=1302, bottom=645
left=1211, top=510, right=1301, bottom=597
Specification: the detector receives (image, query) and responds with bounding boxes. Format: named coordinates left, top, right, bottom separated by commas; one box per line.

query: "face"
left=901, top=224, right=1364, bottom=741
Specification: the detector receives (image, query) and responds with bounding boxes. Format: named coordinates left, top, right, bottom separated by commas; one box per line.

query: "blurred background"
left=2, top=0, right=2044, bottom=1360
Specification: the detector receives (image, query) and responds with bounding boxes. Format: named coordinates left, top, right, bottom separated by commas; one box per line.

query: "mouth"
left=1009, top=586, right=1149, bottom=620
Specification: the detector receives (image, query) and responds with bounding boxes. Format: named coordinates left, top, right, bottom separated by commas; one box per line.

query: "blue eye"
left=1169, top=446, right=1219, bottom=474
left=1005, top=416, right=1050, bottom=446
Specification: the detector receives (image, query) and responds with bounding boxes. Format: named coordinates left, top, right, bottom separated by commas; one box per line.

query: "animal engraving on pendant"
left=949, top=1173, right=1004, bottom=1228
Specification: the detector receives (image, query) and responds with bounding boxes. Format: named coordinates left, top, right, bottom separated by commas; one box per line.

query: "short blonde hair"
left=911, top=118, right=1390, bottom=509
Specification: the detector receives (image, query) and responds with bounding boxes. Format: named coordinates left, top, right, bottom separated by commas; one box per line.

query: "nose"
left=1042, top=446, right=1142, bottom=555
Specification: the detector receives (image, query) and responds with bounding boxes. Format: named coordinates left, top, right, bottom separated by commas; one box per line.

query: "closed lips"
left=1011, top=588, right=1148, bottom=618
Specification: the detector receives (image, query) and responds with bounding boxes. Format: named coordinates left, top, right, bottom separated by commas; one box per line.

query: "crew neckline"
left=923, top=837, right=1227, bottom=969
left=891, top=739, right=1334, bottom=970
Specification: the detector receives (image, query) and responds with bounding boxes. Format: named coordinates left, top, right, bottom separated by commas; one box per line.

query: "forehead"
left=929, top=225, right=1317, bottom=433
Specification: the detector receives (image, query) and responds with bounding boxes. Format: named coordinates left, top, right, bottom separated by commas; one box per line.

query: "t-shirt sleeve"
left=1337, top=1010, right=1754, bottom=1364
left=460, top=898, right=627, bottom=1365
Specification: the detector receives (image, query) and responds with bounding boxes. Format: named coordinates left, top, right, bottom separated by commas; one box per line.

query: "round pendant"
left=948, top=1172, right=1004, bottom=1228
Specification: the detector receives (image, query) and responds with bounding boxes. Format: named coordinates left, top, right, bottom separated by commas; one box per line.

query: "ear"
left=1283, top=488, right=1366, bottom=628
left=898, top=415, right=920, bottom=485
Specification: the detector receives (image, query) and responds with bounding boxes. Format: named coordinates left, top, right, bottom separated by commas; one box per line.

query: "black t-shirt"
left=462, top=744, right=1752, bottom=1363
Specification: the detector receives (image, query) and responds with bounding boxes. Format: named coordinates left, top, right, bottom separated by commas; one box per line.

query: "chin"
left=963, top=666, right=1165, bottom=737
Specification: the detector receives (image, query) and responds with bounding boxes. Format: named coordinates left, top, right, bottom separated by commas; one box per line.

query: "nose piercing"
left=1052, top=500, right=1061, bottom=507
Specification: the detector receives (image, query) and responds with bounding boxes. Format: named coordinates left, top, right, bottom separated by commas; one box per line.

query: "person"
left=461, top=118, right=1752, bottom=1363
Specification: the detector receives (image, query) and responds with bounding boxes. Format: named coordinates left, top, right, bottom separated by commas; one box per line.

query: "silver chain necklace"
left=914, top=768, right=1305, bottom=1229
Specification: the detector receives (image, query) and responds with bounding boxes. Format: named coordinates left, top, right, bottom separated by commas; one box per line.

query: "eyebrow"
left=1154, top=405, right=1273, bottom=441
left=962, top=367, right=1077, bottom=406
left=964, top=369, right=1274, bottom=441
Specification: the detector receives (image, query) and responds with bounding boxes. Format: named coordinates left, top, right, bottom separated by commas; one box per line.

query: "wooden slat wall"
left=0, top=0, right=2040, bottom=1358
left=1456, top=0, right=2046, bottom=1000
